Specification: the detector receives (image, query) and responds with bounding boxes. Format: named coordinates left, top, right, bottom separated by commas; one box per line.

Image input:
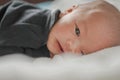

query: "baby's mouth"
left=57, top=40, right=64, bottom=53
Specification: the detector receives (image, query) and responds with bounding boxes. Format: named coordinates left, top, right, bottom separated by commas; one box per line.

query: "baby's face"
left=47, top=0, right=120, bottom=57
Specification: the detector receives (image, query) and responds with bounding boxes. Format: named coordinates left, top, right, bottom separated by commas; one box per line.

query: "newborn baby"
left=0, top=0, right=120, bottom=58
left=47, top=0, right=120, bottom=57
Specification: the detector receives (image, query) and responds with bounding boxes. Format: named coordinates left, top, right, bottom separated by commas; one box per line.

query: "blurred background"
left=0, top=0, right=53, bottom=5
left=0, top=0, right=120, bottom=11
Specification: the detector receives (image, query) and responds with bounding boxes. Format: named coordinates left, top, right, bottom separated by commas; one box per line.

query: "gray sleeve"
left=0, top=0, right=60, bottom=49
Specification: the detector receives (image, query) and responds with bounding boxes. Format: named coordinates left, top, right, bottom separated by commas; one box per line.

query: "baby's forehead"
left=77, top=0, right=119, bottom=23
left=75, top=0, right=120, bottom=38
left=77, top=0, right=118, bottom=15
left=77, top=7, right=108, bottom=25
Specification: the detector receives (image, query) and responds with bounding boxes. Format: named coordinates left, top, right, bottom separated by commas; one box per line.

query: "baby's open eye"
left=75, top=23, right=80, bottom=37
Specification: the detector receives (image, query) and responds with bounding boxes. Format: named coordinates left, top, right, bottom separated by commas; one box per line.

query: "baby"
left=0, top=0, right=120, bottom=58
left=47, top=0, right=120, bottom=57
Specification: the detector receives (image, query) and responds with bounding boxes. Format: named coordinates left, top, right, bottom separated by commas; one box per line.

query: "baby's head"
left=47, top=0, right=120, bottom=57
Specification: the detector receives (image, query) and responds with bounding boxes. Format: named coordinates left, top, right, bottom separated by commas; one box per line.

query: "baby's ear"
left=64, top=5, right=79, bottom=13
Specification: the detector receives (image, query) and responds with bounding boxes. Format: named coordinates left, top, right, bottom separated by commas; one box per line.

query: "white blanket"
left=0, top=46, right=120, bottom=80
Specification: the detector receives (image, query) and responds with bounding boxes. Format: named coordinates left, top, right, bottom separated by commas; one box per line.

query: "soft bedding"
left=0, top=46, right=120, bottom=80
left=0, top=0, right=120, bottom=80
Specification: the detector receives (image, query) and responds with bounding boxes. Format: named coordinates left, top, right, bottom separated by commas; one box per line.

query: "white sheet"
left=0, top=46, right=120, bottom=80
left=0, top=0, right=120, bottom=80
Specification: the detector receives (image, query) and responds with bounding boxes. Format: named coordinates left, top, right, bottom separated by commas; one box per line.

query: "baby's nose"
left=65, top=40, right=78, bottom=53
left=66, top=40, right=82, bottom=54
left=65, top=40, right=73, bottom=52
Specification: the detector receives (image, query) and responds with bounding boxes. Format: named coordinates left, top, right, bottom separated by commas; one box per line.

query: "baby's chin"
left=47, top=42, right=62, bottom=56
left=52, top=47, right=64, bottom=55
